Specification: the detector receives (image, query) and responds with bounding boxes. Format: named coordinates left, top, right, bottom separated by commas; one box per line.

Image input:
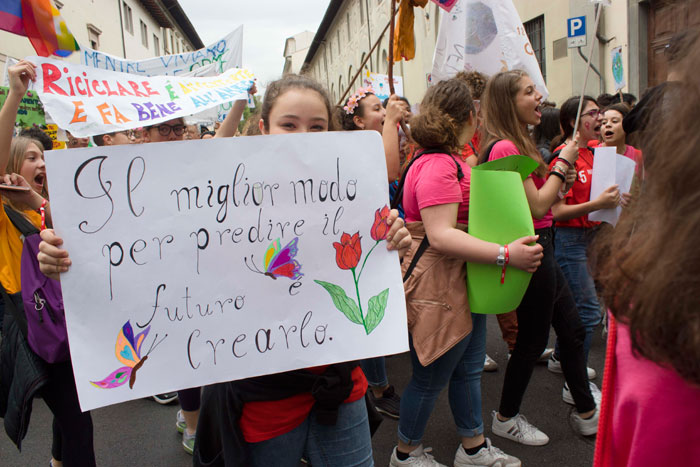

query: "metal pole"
left=572, top=4, right=603, bottom=141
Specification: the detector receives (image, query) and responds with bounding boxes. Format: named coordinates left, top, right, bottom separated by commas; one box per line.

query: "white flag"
left=432, top=0, right=549, bottom=99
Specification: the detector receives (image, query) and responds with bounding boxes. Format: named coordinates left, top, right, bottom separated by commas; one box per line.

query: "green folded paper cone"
left=468, top=155, right=538, bottom=314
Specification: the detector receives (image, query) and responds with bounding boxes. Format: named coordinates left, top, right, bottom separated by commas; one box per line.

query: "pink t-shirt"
left=596, top=321, right=700, bottom=466
left=403, top=153, right=471, bottom=224
left=488, top=140, right=553, bottom=229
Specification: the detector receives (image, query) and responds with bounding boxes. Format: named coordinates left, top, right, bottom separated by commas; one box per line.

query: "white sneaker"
left=547, top=355, right=597, bottom=380
left=390, top=445, right=446, bottom=467
left=571, top=407, right=599, bottom=436
left=484, top=354, right=499, bottom=372
left=490, top=411, right=549, bottom=446
left=563, top=381, right=601, bottom=406
left=538, top=348, right=554, bottom=363
left=454, top=438, right=521, bottom=467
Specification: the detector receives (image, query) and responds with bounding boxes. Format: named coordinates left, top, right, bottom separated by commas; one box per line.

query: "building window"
left=123, top=2, right=133, bottom=34
left=347, top=13, right=351, bottom=41
left=140, top=20, right=148, bottom=48
left=87, top=24, right=101, bottom=50
left=360, top=0, right=365, bottom=24
left=337, top=30, right=341, bottom=54
left=524, top=15, right=546, bottom=82
left=153, top=34, right=160, bottom=55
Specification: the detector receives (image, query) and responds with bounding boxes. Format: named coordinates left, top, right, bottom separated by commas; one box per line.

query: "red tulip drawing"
left=315, top=205, right=391, bottom=335
left=370, top=205, right=391, bottom=241
left=333, top=232, right=362, bottom=269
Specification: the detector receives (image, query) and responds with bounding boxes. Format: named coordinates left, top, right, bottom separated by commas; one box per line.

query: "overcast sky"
left=177, top=0, right=329, bottom=86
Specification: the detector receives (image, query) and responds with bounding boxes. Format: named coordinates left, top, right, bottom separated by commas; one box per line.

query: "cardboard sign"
left=468, top=155, right=537, bottom=314
left=45, top=131, right=409, bottom=411
left=0, top=86, right=46, bottom=128
left=362, top=71, right=404, bottom=101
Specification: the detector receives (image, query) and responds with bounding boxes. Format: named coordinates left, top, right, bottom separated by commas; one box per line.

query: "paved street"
left=1, top=314, right=603, bottom=466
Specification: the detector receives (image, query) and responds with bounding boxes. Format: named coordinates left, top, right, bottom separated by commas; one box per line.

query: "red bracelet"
left=501, top=244, right=510, bottom=284
left=39, top=198, right=47, bottom=231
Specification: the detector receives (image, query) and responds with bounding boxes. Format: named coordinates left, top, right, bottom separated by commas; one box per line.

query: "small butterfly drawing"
left=91, top=320, right=166, bottom=390
left=245, top=237, right=303, bottom=280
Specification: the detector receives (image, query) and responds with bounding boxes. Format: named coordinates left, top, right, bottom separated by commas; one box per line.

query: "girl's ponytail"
left=410, top=78, right=474, bottom=154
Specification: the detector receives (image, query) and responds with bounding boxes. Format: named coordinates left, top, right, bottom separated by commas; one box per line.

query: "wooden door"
left=648, top=0, right=700, bottom=87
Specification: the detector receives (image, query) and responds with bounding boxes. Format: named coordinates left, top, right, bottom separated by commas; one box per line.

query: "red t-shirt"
left=551, top=144, right=600, bottom=229
left=488, top=140, right=553, bottom=229
left=239, top=365, right=367, bottom=443
left=402, top=152, right=472, bottom=224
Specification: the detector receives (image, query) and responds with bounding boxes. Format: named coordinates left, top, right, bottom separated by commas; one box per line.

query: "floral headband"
left=343, top=86, right=374, bottom=115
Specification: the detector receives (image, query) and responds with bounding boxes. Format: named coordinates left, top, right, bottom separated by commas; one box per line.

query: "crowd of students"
left=1, top=27, right=699, bottom=467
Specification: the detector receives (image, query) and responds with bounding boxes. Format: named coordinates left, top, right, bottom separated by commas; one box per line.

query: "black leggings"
left=178, top=387, right=201, bottom=412
left=498, top=228, right=595, bottom=417
left=45, top=361, right=96, bottom=466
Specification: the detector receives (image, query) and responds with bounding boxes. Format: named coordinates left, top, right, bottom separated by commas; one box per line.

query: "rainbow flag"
left=0, top=0, right=79, bottom=57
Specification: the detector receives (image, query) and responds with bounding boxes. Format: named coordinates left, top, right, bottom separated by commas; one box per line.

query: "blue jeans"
left=248, top=397, right=373, bottom=467
left=398, top=313, right=486, bottom=444
left=360, top=357, right=388, bottom=387
left=553, top=227, right=603, bottom=362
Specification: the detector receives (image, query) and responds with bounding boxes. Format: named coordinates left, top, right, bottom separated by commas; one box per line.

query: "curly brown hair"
left=454, top=70, right=487, bottom=100
left=409, top=78, right=474, bottom=154
left=594, top=33, right=700, bottom=386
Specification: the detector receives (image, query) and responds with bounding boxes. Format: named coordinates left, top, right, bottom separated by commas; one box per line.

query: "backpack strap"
left=476, top=139, right=502, bottom=166
left=1, top=204, right=39, bottom=338
left=4, top=204, right=40, bottom=238
left=392, top=149, right=465, bottom=283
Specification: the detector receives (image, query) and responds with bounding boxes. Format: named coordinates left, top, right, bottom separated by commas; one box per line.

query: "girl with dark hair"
left=547, top=95, right=622, bottom=387
left=481, top=70, right=598, bottom=445
left=600, top=103, right=640, bottom=208
left=533, top=106, right=560, bottom=163
left=339, top=89, right=408, bottom=183
left=593, top=34, right=700, bottom=466
left=389, top=77, right=542, bottom=467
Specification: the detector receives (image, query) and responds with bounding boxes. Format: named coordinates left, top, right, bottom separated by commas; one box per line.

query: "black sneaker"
left=152, top=392, right=179, bottom=405
left=368, top=385, right=400, bottom=419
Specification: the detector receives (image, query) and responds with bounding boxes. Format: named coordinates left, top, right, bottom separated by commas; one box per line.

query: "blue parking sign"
left=567, top=16, right=587, bottom=48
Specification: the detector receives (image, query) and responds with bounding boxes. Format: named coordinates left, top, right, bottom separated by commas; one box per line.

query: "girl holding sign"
left=390, top=77, right=542, bottom=467
left=548, top=96, right=621, bottom=388
left=481, top=70, right=599, bottom=445
left=37, top=73, right=412, bottom=467
left=0, top=61, right=95, bottom=467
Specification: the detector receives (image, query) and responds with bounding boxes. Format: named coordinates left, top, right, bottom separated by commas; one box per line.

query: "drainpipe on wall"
left=117, top=0, right=127, bottom=58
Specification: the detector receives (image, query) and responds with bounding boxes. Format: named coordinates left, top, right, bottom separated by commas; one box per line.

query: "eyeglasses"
left=581, top=109, right=601, bottom=119
left=154, top=123, right=186, bottom=136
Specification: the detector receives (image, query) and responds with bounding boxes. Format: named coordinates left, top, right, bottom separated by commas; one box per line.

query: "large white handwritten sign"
left=80, top=26, right=243, bottom=77
left=28, top=56, right=254, bottom=137
left=45, top=132, right=409, bottom=411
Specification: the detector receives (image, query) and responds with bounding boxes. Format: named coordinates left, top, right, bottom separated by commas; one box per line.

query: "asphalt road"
left=1, top=314, right=603, bottom=466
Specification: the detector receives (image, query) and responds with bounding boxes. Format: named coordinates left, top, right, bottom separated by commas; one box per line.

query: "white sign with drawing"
left=45, top=132, right=409, bottom=411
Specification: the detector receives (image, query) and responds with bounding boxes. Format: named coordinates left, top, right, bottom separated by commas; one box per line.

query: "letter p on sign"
left=567, top=16, right=587, bottom=48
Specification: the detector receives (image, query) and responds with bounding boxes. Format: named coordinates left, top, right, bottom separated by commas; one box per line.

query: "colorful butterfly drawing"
left=91, top=320, right=165, bottom=390
left=245, top=237, right=303, bottom=280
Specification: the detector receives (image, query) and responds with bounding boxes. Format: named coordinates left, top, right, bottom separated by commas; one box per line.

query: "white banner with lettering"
left=431, top=0, right=549, bottom=99
left=80, top=26, right=243, bottom=77
left=28, top=56, right=254, bottom=137
left=45, top=132, right=409, bottom=411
